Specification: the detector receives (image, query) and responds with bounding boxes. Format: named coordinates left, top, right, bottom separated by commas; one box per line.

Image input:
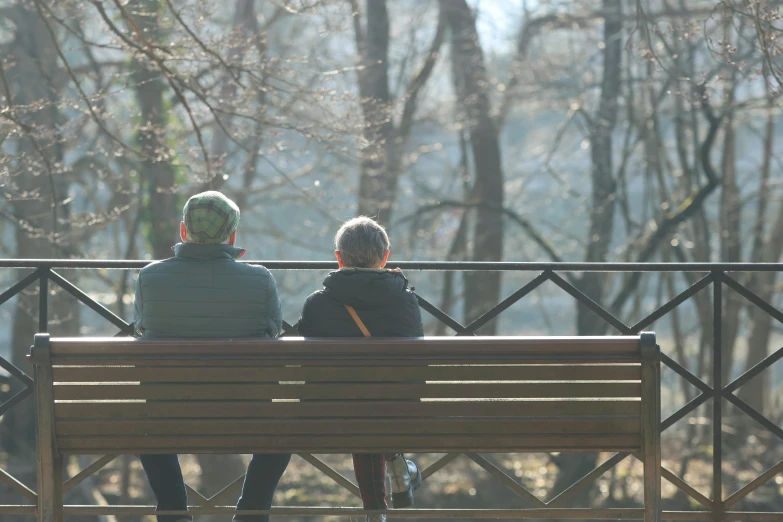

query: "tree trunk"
left=741, top=186, right=783, bottom=417
left=554, top=0, right=622, bottom=509
left=130, top=0, right=180, bottom=259
left=353, top=0, right=396, bottom=225
left=741, top=85, right=779, bottom=415
left=719, top=17, right=742, bottom=387
left=206, top=0, right=260, bottom=192
left=440, top=0, right=504, bottom=333
left=1, top=1, right=79, bottom=513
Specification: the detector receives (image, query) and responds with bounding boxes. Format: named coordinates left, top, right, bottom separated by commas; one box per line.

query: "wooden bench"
left=30, top=333, right=661, bottom=521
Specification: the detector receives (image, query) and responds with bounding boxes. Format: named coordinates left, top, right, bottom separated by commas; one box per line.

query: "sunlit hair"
left=334, top=217, right=391, bottom=268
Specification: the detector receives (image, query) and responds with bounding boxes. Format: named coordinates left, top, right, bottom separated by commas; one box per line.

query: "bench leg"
left=643, top=455, right=661, bottom=522
left=53, top=455, right=64, bottom=522
left=37, top=452, right=56, bottom=522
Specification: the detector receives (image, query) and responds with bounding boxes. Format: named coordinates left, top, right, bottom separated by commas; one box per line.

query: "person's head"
left=334, top=216, right=391, bottom=268
left=180, top=191, right=240, bottom=245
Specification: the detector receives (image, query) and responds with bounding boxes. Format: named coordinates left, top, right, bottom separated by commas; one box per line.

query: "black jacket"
left=297, top=268, right=424, bottom=337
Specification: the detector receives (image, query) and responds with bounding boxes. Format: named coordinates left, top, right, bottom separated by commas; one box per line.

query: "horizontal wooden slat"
left=56, top=417, right=640, bottom=436
left=48, top=336, right=642, bottom=358
left=57, top=434, right=641, bottom=453
left=51, top=355, right=642, bottom=366
left=53, top=382, right=642, bottom=401
left=55, top=400, right=641, bottom=419
left=52, top=364, right=641, bottom=383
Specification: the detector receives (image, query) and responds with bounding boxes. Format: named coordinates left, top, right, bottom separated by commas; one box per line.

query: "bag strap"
left=345, top=305, right=372, bottom=338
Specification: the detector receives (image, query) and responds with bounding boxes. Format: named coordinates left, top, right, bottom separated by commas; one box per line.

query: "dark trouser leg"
left=352, top=453, right=388, bottom=511
left=139, top=454, right=191, bottom=522
left=235, top=453, right=291, bottom=522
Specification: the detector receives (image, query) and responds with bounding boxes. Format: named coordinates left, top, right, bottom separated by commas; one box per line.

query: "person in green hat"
left=133, top=191, right=289, bottom=522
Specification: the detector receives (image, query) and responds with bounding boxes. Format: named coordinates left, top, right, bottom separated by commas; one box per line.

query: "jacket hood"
left=322, top=268, right=411, bottom=308
left=173, top=242, right=246, bottom=260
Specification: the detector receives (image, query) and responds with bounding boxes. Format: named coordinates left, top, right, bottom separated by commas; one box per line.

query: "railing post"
left=640, top=332, right=661, bottom=522
left=712, top=271, right=723, bottom=522
left=39, top=269, right=49, bottom=333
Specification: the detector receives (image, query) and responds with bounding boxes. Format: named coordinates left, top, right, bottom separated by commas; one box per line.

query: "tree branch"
left=609, top=84, right=724, bottom=314
left=396, top=10, right=446, bottom=142
left=397, top=199, right=570, bottom=269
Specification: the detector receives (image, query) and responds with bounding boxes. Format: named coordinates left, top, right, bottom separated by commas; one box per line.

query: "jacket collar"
left=172, top=242, right=246, bottom=260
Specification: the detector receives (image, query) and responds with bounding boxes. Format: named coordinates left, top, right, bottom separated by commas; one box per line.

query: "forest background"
left=0, top=0, right=782, bottom=520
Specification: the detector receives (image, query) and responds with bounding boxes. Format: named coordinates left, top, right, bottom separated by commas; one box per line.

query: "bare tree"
left=439, top=0, right=504, bottom=331
left=350, top=0, right=444, bottom=226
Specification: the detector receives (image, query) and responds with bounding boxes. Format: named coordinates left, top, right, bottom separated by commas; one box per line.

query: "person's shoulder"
left=241, top=262, right=273, bottom=276
left=225, top=260, right=274, bottom=281
left=302, top=288, right=329, bottom=310
left=138, top=257, right=177, bottom=276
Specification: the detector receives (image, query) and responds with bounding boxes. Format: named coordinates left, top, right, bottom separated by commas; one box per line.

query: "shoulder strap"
left=344, top=305, right=372, bottom=338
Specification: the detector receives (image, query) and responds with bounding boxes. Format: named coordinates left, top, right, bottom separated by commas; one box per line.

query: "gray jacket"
left=134, top=242, right=282, bottom=338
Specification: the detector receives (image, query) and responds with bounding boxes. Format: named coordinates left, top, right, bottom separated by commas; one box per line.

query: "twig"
left=0, top=58, right=58, bottom=247
left=162, top=0, right=244, bottom=86
left=106, top=0, right=213, bottom=185
left=33, top=0, right=142, bottom=159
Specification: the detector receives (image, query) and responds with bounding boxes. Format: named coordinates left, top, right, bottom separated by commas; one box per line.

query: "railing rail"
left=0, top=261, right=781, bottom=521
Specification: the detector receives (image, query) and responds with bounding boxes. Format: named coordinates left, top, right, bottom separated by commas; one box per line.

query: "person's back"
left=297, top=217, right=423, bottom=522
left=136, top=243, right=280, bottom=338
left=133, top=191, right=289, bottom=522
left=297, top=267, right=422, bottom=339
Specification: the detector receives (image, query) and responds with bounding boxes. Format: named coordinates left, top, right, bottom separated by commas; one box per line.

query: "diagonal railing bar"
left=723, top=346, right=783, bottom=395
left=421, top=453, right=462, bottom=480
left=661, top=392, right=711, bottom=432
left=660, top=466, right=713, bottom=510
left=722, top=460, right=783, bottom=509
left=63, top=455, right=118, bottom=494
left=0, top=269, right=42, bottom=307
left=185, top=484, right=209, bottom=506
left=0, top=387, right=34, bottom=417
left=546, top=452, right=630, bottom=508
left=0, top=466, right=37, bottom=502
left=48, top=270, right=134, bottom=334
left=465, top=453, right=547, bottom=508
left=299, top=454, right=361, bottom=498
left=661, top=354, right=713, bottom=394
left=0, top=353, right=34, bottom=388
left=630, top=274, right=713, bottom=333
left=547, top=273, right=631, bottom=334
left=719, top=273, right=783, bottom=325
left=631, top=450, right=714, bottom=510
left=722, top=393, right=783, bottom=441
left=414, top=293, right=471, bottom=335
left=202, top=473, right=246, bottom=507
left=463, top=272, right=551, bottom=333
left=0, top=350, right=35, bottom=417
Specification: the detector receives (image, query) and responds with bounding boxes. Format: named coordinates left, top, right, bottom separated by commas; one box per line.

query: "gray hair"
left=334, top=217, right=391, bottom=268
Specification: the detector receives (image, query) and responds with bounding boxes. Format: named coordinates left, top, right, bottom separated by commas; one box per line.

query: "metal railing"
left=0, top=260, right=781, bottom=521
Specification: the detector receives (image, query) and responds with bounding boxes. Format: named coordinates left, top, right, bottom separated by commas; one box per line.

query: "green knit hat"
left=182, top=191, right=240, bottom=244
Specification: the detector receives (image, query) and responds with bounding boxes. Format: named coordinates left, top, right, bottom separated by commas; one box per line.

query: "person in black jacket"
left=297, top=217, right=423, bottom=522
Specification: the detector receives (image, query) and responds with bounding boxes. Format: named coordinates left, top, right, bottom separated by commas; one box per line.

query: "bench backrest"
left=30, top=334, right=659, bottom=455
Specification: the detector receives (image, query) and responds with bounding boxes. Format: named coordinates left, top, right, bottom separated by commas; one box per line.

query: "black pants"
left=139, top=453, right=291, bottom=522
